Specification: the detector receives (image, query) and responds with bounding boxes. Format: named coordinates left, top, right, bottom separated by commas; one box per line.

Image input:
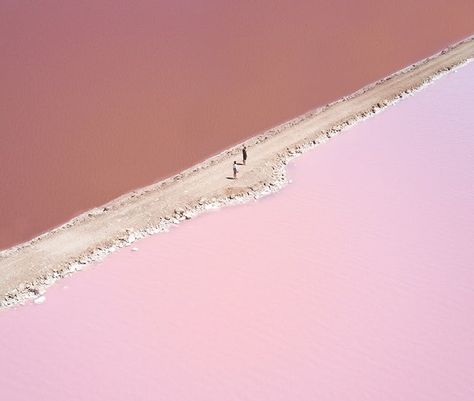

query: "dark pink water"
left=0, top=62, right=473, bottom=400
left=1, top=0, right=473, bottom=249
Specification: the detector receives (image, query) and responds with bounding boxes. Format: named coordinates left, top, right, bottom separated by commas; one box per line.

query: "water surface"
left=1, top=0, right=474, bottom=248
left=0, top=62, right=473, bottom=400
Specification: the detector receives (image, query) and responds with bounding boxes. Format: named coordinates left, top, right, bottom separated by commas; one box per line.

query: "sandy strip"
left=1, top=35, right=473, bottom=309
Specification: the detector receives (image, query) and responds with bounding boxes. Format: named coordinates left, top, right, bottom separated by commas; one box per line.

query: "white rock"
left=34, top=296, right=46, bottom=304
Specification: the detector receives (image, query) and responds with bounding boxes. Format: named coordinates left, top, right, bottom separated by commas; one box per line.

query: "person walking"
left=242, top=145, right=248, bottom=165
left=233, top=160, right=239, bottom=179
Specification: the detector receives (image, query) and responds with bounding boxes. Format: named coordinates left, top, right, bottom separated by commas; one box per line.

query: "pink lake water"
left=2, top=1, right=474, bottom=249
left=0, top=63, right=473, bottom=400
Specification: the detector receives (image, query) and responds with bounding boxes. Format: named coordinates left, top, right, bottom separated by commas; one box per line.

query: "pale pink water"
left=0, top=64, right=473, bottom=400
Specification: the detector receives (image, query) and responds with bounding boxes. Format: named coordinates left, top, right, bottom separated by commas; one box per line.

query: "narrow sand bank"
left=1, top=35, right=473, bottom=309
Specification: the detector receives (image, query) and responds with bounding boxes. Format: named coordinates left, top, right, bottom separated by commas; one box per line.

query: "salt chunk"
left=34, top=295, right=46, bottom=305
left=131, top=247, right=139, bottom=252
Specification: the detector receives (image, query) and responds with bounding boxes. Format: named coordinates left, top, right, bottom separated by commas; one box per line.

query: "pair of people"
left=232, top=145, right=247, bottom=179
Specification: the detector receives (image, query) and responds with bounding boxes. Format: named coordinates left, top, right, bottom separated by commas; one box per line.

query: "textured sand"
left=0, top=35, right=473, bottom=309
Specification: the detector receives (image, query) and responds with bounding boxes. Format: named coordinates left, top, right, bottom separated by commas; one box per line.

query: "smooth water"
left=0, top=63, right=473, bottom=401
left=1, top=0, right=474, bottom=248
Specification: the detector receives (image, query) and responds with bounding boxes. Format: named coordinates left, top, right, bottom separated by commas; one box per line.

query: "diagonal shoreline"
left=1, top=35, right=473, bottom=309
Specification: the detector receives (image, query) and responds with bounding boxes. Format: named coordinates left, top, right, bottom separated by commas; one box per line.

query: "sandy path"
left=1, top=36, right=473, bottom=309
